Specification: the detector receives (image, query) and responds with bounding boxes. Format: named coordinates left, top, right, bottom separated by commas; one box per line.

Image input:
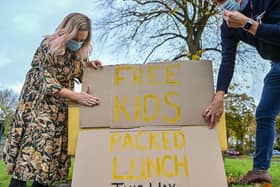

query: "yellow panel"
left=68, top=107, right=228, bottom=155
left=68, top=105, right=80, bottom=156
left=216, top=113, right=228, bottom=151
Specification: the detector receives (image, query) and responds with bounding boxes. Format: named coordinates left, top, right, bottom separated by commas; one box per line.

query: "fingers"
left=85, top=87, right=100, bottom=106
left=91, top=61, right=98, bottom=69
left=94, top=60, right=103, bottom=67
left=209, top=112, right=222, bottom=129
left=203, top=110, right=212, bottom=121
left=222, top=10, right=230, bottom=18
left=203, top=105, right=213, bottom=118
left=89, top=60, right=103, bottom=70
left=85, top=95, right=100, bottom=106
left=209, top=114, right=218, bottom=129
left=78, top=91, right=100, bottom=107
left=202, top=106, right=209, bottom=117
left=86, top=86, right=90, bottom=94
left=203, top=107, right=212, bottom=125
left=203, top=106, right=222, bottom=129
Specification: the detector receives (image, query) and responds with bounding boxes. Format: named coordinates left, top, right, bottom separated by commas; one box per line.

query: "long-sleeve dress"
left=3, top=39, right=86, bottom=185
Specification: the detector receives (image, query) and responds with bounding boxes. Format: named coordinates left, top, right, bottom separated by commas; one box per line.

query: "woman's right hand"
left=58, top=87, right=100, bottom=106
left=74, top=90, right=100, bottom=106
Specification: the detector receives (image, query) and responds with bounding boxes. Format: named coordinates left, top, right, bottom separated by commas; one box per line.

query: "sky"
left=0, top=0, right=270, bottom=103
left=0, top=0, right=117, bottom=93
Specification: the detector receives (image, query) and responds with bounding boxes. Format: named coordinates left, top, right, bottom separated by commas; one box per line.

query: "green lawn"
left=0, top=159, right=74, bottom=187
left=0, top=161, right=11, bottom=187
left=1, top=156, right=280, bottom=187
left=224, top=156, right=280, bottom=186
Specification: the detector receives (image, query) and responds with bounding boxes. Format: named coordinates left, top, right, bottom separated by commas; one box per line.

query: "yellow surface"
left=217, top=113, right=228, bottom=151
left=68, top=105, right=80, bottom=156
left=68, top=106, right=228, bottom=155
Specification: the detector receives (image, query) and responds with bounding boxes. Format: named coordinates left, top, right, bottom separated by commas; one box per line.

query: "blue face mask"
left=67, top=39, right=83, bottom=52
left=220, top=0, right=241, bottom=11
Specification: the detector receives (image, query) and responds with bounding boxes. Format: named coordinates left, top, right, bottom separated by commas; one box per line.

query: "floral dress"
left=3, top=39, right=86, bottom=185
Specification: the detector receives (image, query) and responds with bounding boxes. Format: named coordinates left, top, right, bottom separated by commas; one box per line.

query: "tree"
left=0, top=89, right=18, bottom=136
left=93, top=0, right=267, bottom=93
left=224, top=90, right=256, bottom=154
left=94, top=0, right=222, bottom=63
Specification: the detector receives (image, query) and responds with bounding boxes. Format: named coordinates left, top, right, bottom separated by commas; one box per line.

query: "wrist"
left=242, top=18, right=254, bottom=31
left=248, top=21, right=259, bottom=36
left=58, top=88, right=77, bottom=101
left=70, top=91, right=80, bottom=102
left=215, top=91, right=225, bottom=101
left=242, top=18, right=259, bottom=35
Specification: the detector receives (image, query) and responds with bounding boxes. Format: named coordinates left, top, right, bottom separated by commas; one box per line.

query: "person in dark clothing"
left=203, top=0, right=280, bottom=184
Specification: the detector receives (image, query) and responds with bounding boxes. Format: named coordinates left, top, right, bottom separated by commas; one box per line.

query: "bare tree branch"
left=144, top=36, right=178, bottom=63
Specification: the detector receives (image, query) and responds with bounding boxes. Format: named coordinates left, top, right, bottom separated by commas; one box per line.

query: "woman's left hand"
left=88, top=60, right=103, bottom=70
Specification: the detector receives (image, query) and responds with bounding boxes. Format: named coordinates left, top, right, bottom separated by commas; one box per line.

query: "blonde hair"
left=44, top=12, right=92, bottom=58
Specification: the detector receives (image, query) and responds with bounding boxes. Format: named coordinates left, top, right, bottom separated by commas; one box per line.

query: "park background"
left=0, top=0, right=279, bottom=186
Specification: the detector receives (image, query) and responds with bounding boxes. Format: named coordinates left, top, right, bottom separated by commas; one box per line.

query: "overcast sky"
left=0, top=0, right=118, bottom=93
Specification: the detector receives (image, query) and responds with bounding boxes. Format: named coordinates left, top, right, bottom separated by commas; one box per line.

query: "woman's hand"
left=73, top=87, right=100, bottom=107
left=203, top=91, right=225, bottom=129
left=87, top=60, right=103, bottom=70
left=58, top=87, right=100, bottom=107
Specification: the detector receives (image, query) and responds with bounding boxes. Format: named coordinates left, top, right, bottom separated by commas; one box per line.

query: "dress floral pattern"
left=3, top=39, right=86, bottom=185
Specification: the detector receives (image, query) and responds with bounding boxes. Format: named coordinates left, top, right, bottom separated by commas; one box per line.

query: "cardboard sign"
left=68, top=106, right=228, bottom=155
left=80, top=61, right=214, bottom=128
left=72, top=127, right=227, bottom=187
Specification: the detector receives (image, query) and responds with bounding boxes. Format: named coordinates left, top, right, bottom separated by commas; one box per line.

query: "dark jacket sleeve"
left=216, top=22, right=239, bottom=94
left=255, top=23, right=280, bottom=45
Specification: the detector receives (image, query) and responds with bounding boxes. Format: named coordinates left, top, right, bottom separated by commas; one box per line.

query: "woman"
left=3, top=12, right=101, bottom=187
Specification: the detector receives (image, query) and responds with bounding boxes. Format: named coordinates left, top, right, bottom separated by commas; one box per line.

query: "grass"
left=0, top=156, right=280, bottom=187
left=224, top=156, right=280, bottom=186
left=0, top=159, right=74, bottom=187
left=0, top=161, right=11, bottom=187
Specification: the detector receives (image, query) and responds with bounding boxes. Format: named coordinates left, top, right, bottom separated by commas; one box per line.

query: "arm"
left=203, top=22, right=239, bottom=128
left=254, top=23, right=280, bottom=45
left=216, top=22, right=239, bottom=93
left=58, top=87, right=100, bottom=106
left=40, top=52, right=99, bottom=106
left=221, top=10, right=280, bottom=45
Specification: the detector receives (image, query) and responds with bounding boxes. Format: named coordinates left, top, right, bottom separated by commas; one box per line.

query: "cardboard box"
left=71, top=61, right=228, bottom=186
left=80, top=61, right=214, bottom=128
left=72, top=127, right=228, bottom=187
left=68, top=106, right=228, bottom=155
